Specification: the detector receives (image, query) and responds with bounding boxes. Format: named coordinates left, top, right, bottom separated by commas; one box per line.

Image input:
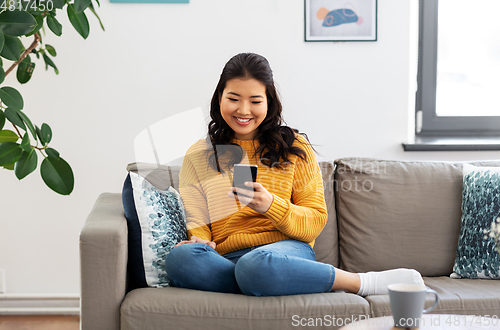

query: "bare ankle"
left=330, top=269, right=361, bottom=294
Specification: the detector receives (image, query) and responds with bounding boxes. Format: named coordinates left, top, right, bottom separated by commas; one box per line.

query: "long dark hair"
left=208, top=53, right=307, bottom=173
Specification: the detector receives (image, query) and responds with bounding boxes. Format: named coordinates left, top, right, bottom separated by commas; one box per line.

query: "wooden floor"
left=0, top=315, right=79, bottom=330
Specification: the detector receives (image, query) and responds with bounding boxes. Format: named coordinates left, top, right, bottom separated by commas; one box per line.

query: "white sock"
left=357, top=268, right=424, bottom=296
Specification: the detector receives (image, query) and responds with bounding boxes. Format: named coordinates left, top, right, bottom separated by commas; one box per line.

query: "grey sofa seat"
left=81, top=158, right=500, bottom=330
left=424, top=277, right=500, bottom=315
left=367, top=277, right=500, bottom=317
left=121, top=287, right=369, bottom=329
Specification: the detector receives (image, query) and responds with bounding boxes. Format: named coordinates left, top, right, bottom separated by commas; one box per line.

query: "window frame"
left=416, top=0, right=500, bottom=137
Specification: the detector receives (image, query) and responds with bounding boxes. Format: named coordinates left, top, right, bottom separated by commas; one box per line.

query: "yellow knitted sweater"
left=179, top=134, right=327, bottom=256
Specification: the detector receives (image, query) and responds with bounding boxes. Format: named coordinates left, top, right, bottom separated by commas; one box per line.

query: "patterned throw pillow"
left=122, top=172, right=187, bottom=289
left=452, top=164, right=500, bottom=279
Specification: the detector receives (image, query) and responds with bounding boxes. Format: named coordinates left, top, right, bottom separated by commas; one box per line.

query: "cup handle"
left=423, top=288, right=439, bottom=313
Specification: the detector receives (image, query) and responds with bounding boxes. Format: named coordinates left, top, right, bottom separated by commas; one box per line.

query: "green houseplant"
left=0, top=0, right=103, bottom=195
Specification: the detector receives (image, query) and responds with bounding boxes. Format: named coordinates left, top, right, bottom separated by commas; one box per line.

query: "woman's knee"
left=234, top=249, right=280, bottom=296
left=165, top=243, right=240, bottom=293
left=165, top=243, right=211, bottom=275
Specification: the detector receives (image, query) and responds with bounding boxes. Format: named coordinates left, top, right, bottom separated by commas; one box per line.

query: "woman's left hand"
left=228, top=182, right=274, bottom=213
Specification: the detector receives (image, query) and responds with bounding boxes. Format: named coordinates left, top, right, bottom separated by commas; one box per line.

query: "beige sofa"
left=80, top=158, right=500, bottom=330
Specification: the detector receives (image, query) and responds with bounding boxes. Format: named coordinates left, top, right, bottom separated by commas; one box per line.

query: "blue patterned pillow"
left=122, top=172, right=187, bottom=289
left=452, top=164, right=500, bottom=279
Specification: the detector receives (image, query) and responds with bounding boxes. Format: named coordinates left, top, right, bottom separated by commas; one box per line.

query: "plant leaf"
left=0, top=110, right=4, bottom=131
left=25, top=14, right=44, bottom=37
left=14, top=147, right=37, bottom=180
left=67, top=4, right=89, bottom=39
left=75, top=0, right=92, bottom=13
left=3, top=163, right=14, bottom=170
left=0, top=87, right=24, bottom=110
left=0, top=64, right=4, bottom=85
left=21, top=53, right=31, bottom=63
left=4, top=108, right=26, bottom=131
left=0, top=31, right=4, bottom=54
left=0, top=35, right=22, bottom=61
left=16, top=110, right=37, bottom=142
left=45, top=147, right=59, bottom=159
left=0, top=129, right=19, bottom=143
left=45, top=44, right=56, bottom=57
left=17, top=37, right=25, bottom=54
left=89, top=3, right=104, bottom=31
left=46, top=16, right=62, bottom=36
left=0, top=87, right=24, bottom=111
left=41, top=123, right=52, bottom=144
left=0, top=65, right=4, bottom=85
left=52, top=0, right=65, bottom=9
left=35, top=125, right=44, bottom=144
left=0, top=10, right=37, bottom=37
left=17, top=56, right=36, bottom=84
left=0, top=142, right=22, bottom=166
left=20, top=132, right=31, bottom=151
left=41, top=156, right=74, bottom=195
left=17, top=61, right=35, bottom=84
left=42, top=53, right=58, bottom=74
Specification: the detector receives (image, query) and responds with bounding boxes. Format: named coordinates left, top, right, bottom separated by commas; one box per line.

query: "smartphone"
left=232, top=164, right=258, bottom=192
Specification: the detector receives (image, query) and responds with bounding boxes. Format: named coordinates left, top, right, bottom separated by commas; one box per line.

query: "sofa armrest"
left=80, top=193, right=128, bottom=330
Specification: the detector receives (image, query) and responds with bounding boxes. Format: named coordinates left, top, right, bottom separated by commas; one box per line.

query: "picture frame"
left=304, top=0, right=377, bottom=42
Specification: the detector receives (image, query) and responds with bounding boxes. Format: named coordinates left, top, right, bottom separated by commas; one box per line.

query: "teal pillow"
left=452, top=164, right=500, bottom=279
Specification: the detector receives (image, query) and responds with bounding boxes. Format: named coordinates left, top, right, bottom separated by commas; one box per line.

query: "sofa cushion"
left=334, top=158, right=500, bottom=277
left=367, top=276, right=500, bottom=317
left=425, top=277, right=500, bottom=315
left=452, top=164, right=500, bottom=279
left=315, top=161, right=339, bottom=267
left=127, top=162, right=181, bottom=190
left=121, top=287, right=369, bottom=330
left=122, top=172, right=187, bottom=289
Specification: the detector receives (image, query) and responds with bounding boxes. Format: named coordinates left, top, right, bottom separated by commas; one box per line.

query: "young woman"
left=165, top=53, right=424, bottom=296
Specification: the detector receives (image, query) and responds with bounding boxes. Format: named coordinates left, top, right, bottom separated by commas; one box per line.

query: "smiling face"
left=219, top=78, right=268, bottom=140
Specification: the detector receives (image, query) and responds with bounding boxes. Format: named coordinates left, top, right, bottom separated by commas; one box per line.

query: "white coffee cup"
left=388, top=283, right=439, bottom=329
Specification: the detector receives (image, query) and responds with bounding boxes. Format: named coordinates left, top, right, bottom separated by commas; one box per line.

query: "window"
left=416, top=0, right=500, bottom=136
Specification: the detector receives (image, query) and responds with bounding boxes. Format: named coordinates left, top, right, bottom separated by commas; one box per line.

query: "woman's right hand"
left=175, top=235, right=216, bottom=249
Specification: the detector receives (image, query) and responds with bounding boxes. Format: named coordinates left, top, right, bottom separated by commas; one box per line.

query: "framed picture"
left=305, top=0, right=377, bottom=42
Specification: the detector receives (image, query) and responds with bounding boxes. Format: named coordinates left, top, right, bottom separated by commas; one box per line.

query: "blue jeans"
left=164, top=239, right=336, bottom=296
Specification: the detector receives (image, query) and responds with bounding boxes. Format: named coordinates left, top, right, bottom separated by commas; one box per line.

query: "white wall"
left=0, top=0, right=499, bottom=295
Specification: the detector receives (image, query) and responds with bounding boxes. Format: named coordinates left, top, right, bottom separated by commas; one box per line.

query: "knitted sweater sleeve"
left=263, top=137, right=327, bottom=243
left=179, top=152, right=212, bottom=241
